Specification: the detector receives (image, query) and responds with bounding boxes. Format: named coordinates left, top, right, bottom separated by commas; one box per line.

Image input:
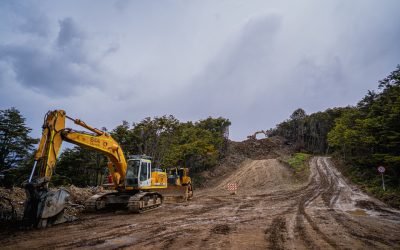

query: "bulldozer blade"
left=24, top=183, right=75, bottom=228
left=156, top=186, right=192, bottom=203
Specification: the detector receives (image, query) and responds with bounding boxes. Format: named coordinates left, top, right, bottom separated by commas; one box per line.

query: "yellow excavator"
left=23, top=110, right=193, bottom=228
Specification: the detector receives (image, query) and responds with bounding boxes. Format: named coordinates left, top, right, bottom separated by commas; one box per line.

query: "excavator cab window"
left=126, top=160, right=140, bottom=186
left=140, top=162, right=148, bottom=181
left=138, top=161, right=152, bottom=187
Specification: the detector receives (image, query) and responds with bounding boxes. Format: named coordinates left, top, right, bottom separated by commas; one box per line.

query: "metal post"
left=381, top=173, right=385, bottom=191
left=28, top=161, right=38, bottom=183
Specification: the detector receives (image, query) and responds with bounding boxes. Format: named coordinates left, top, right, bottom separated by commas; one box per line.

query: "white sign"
left=378, top=166, right=385, bottom=173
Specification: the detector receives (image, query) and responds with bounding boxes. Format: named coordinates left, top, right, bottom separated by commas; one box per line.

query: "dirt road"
left=1, top=157, right=400, bottom=249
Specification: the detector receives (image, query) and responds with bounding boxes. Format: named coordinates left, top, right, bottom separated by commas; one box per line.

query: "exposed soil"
left=1, top=139, right=399, bottom=249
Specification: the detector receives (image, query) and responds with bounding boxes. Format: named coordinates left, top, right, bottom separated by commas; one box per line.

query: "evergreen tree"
left=0, top=107, right=37, bottom=170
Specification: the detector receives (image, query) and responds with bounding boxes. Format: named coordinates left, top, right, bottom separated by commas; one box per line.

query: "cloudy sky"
left=1, top=0, right=399, bottom=141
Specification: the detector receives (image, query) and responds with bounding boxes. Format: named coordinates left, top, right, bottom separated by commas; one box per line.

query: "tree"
left=126, top=115, right=180, bottom=165
left=111, top=120, right=137, bottom=155
left=161, top=123, right=219, bottom=172
left=195, top=117, right=231, bottom=155
left=0, top=108, right=37, bottom=171
left=53, top=147, right=107, bottom=187
left=271, top=107, right=346, bottom=153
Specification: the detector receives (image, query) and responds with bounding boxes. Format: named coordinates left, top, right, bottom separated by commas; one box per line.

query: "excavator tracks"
left=127, top=192, right=163, bottom=213
left=84, top=193, right=109, bottom=212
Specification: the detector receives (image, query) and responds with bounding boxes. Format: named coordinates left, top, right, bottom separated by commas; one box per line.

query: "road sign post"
left=378, top=166, right=386, bottom=191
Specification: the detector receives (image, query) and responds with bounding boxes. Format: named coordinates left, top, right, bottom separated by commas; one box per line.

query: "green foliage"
left=284, top=153, right=311, bottom=180
left=272, top=107, right=346, bottom=153
left=0, top=153, right=35, bottom=188
left=287, top=153, right=311, bottom=169
left=161, top=122, right=219, bottom=172
left=129, top=115, right=180, bottom=164
left=52, top=147, right=107, bottom=187
left=111, top=121, right=137, bottom=155
left=0, top=108, right=37, bottom=170
left=196, top=117, right=231, bottom=154
left=328, top=65, right=400, bottom=188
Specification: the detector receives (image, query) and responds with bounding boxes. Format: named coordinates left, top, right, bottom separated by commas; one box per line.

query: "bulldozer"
left=157, top=167, right=193, bottom=202
left=23, top=110, right=193, bottom=228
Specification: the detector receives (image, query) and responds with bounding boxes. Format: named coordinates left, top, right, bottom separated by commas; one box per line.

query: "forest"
left=272, top=66, right=400, bottom=207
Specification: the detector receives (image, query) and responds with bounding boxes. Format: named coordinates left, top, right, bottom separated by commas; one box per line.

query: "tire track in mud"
left=267, top=216, right=287, bottom=250
left=316, top=158, right=400, bottom=248
left=294, top=157, right=400, bottom=249
left=293, top=172, right=338, bottom=249
left=264, top=160, right=336, bottom=250
left=264, top=156, right=400, bottom=250
left=292, top=157, right=376, bottom=249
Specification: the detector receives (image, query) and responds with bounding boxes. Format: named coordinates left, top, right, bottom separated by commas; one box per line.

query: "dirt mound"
left=198, top=136, right=291, bottom=189
left=213, top=159, right=296, bottom=195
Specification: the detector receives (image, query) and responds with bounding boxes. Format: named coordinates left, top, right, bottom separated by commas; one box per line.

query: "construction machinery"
left=23, top=110, right=192, bottom=228
left=158, top=167, right=193, bottom=202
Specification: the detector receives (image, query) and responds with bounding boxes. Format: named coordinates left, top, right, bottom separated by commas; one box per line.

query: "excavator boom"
left=24, top=110, right=128, bottom=228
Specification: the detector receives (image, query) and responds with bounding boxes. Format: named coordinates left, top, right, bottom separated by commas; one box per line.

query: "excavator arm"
left=61, top=129, right=127, bottom=185
left=31, top=110, right=65, bottom=182
left=24, top=110, right=128, bottom=228
left=31, top=110, right=127, bottom=186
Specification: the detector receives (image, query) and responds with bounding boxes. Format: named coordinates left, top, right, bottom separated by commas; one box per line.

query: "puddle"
left=97, top=236, right=137, bottom=248
left=347, top=209, right=368, bottom=217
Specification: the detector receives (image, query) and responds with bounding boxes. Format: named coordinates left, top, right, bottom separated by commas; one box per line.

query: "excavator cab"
left=125, top=156, right=167, bottom=190
left=125, top=159, right=140, bottom=187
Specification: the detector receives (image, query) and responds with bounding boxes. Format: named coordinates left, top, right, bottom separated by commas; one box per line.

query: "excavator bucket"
left=23, top=181, right=76, bottom=228
left=157, top=185, right=193, bottom=203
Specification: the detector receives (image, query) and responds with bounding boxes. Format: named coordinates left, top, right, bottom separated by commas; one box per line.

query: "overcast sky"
left=1, top=0, right=399, bottom=141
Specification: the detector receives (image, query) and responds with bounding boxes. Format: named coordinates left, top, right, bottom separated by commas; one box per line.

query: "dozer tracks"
left=127, top=192, right=163, bottom=213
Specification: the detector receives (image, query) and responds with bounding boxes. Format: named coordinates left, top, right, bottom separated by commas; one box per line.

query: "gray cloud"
left=178, top=14, right=282, bottom=114
left=0, top=1, right=399, bottom=141
left=0, top=45, right=80, bottom=93
left=0, top=1, right=50, bottom=37
left=19, top=13, right=50, bottom=37
left=57, top=18, right=84, bottom=48
left=0, top=16, right=104, bottom=96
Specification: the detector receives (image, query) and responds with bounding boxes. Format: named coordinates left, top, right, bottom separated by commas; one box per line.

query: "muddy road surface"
left=1, top=157, right=400, bottom=249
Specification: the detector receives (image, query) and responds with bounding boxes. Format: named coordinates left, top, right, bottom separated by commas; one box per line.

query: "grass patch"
left=284, top=153, right=311, bottom=180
